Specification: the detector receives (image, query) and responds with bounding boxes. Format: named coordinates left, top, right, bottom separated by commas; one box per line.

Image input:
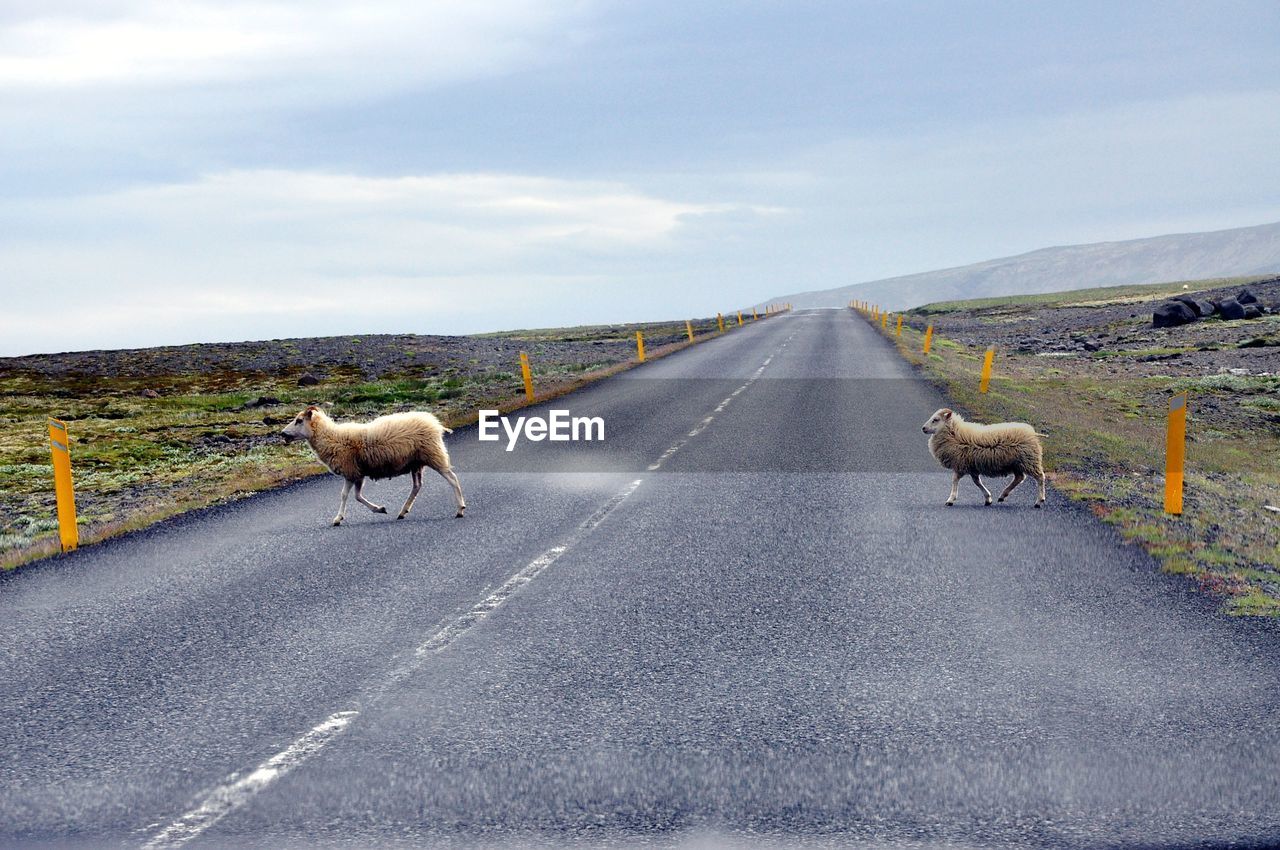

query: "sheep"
left=281, top=405, right=466, bottom=526
left=921, top=407, right=1046, bottom=508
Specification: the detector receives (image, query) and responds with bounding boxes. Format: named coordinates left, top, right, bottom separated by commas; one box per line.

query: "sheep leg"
left=354, top=478, right=388, bottom=514
left=398, top=469, right=423, bottom=519
left=1033, top=471, right=1047, bottom=508
left=945, top=471, right=961, bottom=506
left=998, top=471, right=1026, bottom=503
left=438, top=467, right=466, bottom=517
left=333, top=480, right=352, bottom=526
left=971, top=473, right=993, bottom=506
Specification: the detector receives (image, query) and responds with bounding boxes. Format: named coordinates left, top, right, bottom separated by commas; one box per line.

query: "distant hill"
left=772, top=220, right=1280, bottom=311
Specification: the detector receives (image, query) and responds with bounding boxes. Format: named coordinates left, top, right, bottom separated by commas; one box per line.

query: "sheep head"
left=922, top=408, right=954, bottom=435
left=282, top=406, right=322, bottom=442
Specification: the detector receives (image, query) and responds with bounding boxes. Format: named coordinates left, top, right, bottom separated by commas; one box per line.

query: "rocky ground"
left=912, top=277, right=1280, bottom=437
left=918, top=276, right=1280, bottom=367
left=4, top=320, right=719, bottom=383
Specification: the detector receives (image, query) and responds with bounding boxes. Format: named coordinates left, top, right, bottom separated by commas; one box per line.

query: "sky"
left=2, top=1, right=1279, bottom=355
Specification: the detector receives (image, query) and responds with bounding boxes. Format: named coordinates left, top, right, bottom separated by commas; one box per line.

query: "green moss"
left=1161, top=558, right=1203, bottom=576
left=1228, top=592, right=1280, bottom=617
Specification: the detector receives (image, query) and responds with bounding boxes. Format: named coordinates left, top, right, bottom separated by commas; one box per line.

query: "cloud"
left=0, top=169, right=769, bottom=354
left=0, top=1, right=594, bottom=93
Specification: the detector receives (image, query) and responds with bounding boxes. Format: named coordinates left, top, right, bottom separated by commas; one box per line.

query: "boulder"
left=1243, top=303, right=1264, bottom=319
left=245, top=395, right=282, bottom=408
left=1152, top=301, right=1197, bottom=327
left=140, top=388, right=160, bottom=399
left=1219, top=299, right=1246, bottom=320
left=297, top=372, right=320, bottom=386
left=1237, top=288, right=1259, bottom=305
left=1172, top=295, right=1207, bottom=316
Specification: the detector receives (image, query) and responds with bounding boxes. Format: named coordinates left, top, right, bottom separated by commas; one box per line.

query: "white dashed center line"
left=146, top=327, right=799, bottom=847
left=647, top=345, right=782, bottom=471
left=144, top=479, right=645, bottom=849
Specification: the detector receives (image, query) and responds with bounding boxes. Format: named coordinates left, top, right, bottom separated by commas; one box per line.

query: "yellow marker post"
left=686, top=319, right=695, bottom=342
left=1165, top=392, right=1188, bottom=515
left=47, top=418, right=78, bottom=552
left=979, top=346, right=995, bottom=394
left=519, top=351, right=534, bottom=402
left=737, top=311, right=743, bottom=326
left=896, top=314, right=903, bottom=336
left=923, top=324, right=934, bottom=354
left=717, top=312, right=725, bottom=333
left=881, top=312, right=888, bottom=330
left=752, top=308, right=759, bottom=320
left=636, top=330, right=646, bottom=362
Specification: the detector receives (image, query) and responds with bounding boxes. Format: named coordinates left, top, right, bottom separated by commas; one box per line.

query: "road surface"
left=3, top=310, right=1279, bottom=849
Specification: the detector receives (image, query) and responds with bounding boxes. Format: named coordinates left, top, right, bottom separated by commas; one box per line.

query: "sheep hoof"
left=396, top=513, right=407, bottom=520
left=997, top=497, right=1006, bottom=503
left=944, top=501, right=954, bottom=507
left=1035, top=502, right=1044, bottom=509
left=332, top=518, right=343, bottom=526
left=375, top=506, right=388, bottom=514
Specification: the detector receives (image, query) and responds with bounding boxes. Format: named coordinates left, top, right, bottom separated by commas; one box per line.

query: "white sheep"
left=282, top=405, right=466, bottom=525
left=921, top=407, right=1046, bottom=508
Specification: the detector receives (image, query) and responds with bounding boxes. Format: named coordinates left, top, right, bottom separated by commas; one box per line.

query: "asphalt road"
left=3, top=310, right=1279, bottom=849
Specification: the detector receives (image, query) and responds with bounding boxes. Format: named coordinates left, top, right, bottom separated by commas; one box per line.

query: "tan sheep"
left=282, top=405, right=465, bottom=525
left=921, top=407, right=1046, bottom=508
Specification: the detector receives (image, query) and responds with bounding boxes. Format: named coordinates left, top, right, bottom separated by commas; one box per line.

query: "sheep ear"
left=302, top=407, right=315, bottom=419
left=941, top=409, right=952, bottom=419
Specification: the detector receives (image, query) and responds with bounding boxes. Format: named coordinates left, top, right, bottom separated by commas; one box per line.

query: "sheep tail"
left=442, top=426, right=454, bottom=434
left=1035, top=431, right=1049, bottom=438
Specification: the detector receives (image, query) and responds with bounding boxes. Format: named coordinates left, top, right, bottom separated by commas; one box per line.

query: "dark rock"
left=1082, top=339, right=1103, bottom=351
left=245, top=395, right=282, bottom=408
left=1219, top=299, right=1246, bottom=320
left=1170, top=295, right=1219, bottom=317
left=1238, top=337, right=1278, bottom=348
left=262, top=415, right=284, bottom=425
left=1243, top=304, right=1264, bottom=319
left=1138, top=352, right=1182, bottom=362
left=1152, top=301, right=1197, bottom=328
left=297, top=373, right=320, bottom=386
left=1237, top=288, right=1259, bottom=305
left=1172, top=295, right=1207, bottom=316
left=140, top=388, right=160, bottom=398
